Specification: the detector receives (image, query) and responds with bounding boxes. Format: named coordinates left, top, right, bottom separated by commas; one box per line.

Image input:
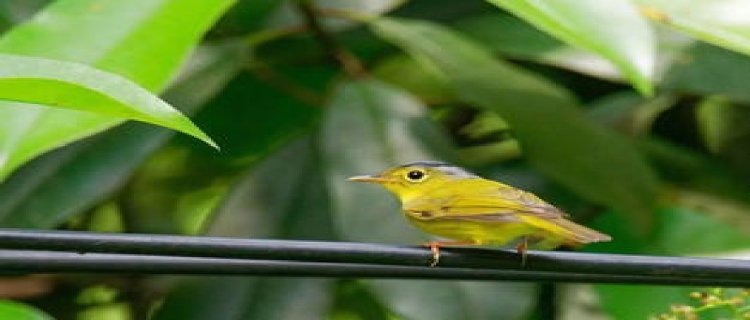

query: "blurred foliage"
left=652, top=288, right=750, bottom=320
left=2, top=0, right=750, bottom=319
left=0, top=300, right=52, bottom=320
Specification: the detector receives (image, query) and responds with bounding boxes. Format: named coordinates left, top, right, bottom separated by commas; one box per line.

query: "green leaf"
left=486, top=0, right=655, bottom=95
left=641, top=138, right=750, bottom=209
left=695, top=96, right=750, bottom=176
left=587, top=92, right=677, bottom=136
left=0, top=0, right=47, bottom=29
left=370, top=17, right=660, bottom=229
left=697, top=96, right=737, bottom=154
left=0, top=54, right=215, bottom=154
left=636, top=0, right=750, bottom=57
left=214, top=0, right=281, bottom=33
left=656, top=205, right=750, bottom=254
left=373, top=54, right=455, bottom=104
left=0, top=0, right=234, bottom=179
left=454, top=13, right=622, bottom=80
left=329, top=280, right=391, bottom=320
left=454, top=13, right=562, bottom=58
left=0, top=300, right=53, bottom=320
left=154, top=277, right=255, bottom=320
left=664, top=43, right=750, bottom=103
left=0, top=42, right=245, bottom=228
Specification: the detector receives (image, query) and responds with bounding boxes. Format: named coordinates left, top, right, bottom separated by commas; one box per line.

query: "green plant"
left=2, top=0, right=750, bottom=319
left=653, top=288, right=750, bottom=320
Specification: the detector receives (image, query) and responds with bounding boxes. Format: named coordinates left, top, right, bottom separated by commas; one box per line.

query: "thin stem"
left=296, top=0, right=366, bottom=77
left=247, top=26, right=307, bottom=47
left=316, top=7, right=377, bottom=23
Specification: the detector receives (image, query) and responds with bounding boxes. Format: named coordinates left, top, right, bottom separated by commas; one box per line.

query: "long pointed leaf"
left=0, top=54, right=215, bottom=152
left=0, top=42, right=246, bottom=228
left=487, top=0, right=655, bottom=95
left=637, top=0, right=750, bottom=57
left=0, top=0, right=234, bottom=179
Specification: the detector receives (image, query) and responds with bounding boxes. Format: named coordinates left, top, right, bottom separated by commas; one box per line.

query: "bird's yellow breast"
left=404, top=213, right=537, bottom=245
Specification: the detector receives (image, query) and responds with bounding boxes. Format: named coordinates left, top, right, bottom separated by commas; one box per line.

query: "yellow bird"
left=349, top=161, right=611, bottom=266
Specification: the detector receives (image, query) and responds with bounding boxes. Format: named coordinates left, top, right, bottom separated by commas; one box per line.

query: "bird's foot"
left=515, top=237, right=529, bottom=267
left=422, top=241, right=476, bottom=267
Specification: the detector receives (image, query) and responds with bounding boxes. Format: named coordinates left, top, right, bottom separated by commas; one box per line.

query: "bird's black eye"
left=406, top=170, right=425, bottom=182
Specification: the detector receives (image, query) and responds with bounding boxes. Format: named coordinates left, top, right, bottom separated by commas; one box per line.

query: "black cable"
left=0, top=229, right=748, bottom=286
left=0, top=249, right=746, bottom=287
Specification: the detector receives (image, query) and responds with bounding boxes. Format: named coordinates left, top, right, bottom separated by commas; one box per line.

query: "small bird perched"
left=349, top=161, right=612, bottom=266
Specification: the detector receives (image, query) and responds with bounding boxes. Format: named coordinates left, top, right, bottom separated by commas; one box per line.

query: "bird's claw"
left=428, top=242, right=441, bottom=267
left=516, top=237, right=528, bottom=267
left=423, top=241, right=476, bottom=267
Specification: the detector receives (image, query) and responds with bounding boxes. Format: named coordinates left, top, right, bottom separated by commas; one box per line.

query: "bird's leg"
left=423, top=241, right=475, bottom=267
left=515, top=236, right=529, bottom=267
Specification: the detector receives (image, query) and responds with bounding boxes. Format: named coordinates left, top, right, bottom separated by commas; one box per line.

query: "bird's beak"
left=347, top=174, right=390, bottom=183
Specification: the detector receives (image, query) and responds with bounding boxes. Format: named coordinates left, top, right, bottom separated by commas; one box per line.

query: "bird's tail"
left=550, top=218, right=612, bottom=244
left=517, top=215, right=612, bottom=248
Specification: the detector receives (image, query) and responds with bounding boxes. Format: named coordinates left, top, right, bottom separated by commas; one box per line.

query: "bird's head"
left=348, top=161, right=477, bottom=202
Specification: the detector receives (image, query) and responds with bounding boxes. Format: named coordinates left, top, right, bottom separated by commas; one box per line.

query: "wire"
left=0, top=250, right=746, bottom=286
left=0, top=229, right=748, bottom=286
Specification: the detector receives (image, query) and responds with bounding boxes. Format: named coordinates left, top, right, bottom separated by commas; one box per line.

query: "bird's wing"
left=442, top=191, right=567, bottom=219
left=403, top=181, right=567, bottom=221
left=403, top=181, right=610, bottom=244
